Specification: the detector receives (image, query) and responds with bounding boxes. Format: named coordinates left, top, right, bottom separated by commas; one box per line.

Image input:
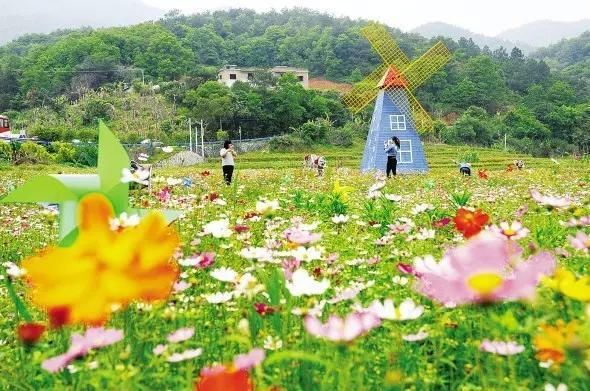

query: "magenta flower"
left=234, top=348, right=265, bottom=370
left=282, top=258, right=301, bottom=280
left=304, top=312, right=381, bottom=342
left=167, top=327, right=195, bottom=343
left=42, top=328, right=123, bottom=373
left=158, top=186, right=172, bottom=203
left=530, top=189, right=571, bottom=209
left=284, top=228, right=321, bottom=245
left=568, top=231, right=590, bottom=252
left=413, top=232, right=556, bottom=306
left=480, top=340, right=525, bottom=356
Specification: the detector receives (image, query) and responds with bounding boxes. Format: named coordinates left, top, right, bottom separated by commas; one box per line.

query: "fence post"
left=188, top=118, right=192, bottom=152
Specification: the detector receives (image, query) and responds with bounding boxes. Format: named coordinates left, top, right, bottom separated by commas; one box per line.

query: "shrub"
left=73, top=144, right=98, bottom=167
left=77, top=129, right=99, bottom=142
left=0, top=142, right=12, bottom=163
left=81, top=99, right=114, bottom=125
left=457, top=151, right=480, bottom=163
left=14, top=142, right=52, bottom=164
left=293, top=118, right=332, bottom=143
left=269, top=134, right=309, bottom=152
left=51, top=142, right=77, bottom=164
left=123, top=131, right=143, bottom=144
left=327, top=128, right=354, bottom=147
left=31, top=126, right=63, bottom=142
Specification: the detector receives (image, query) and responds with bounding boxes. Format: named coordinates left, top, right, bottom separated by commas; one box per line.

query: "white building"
left=217, top=65, right=309, bottom=88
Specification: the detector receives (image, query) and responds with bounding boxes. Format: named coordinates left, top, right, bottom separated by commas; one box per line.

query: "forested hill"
left=1, top=9, right=589, bottom=157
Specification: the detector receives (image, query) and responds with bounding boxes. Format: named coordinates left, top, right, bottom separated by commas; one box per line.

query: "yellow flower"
left=23, top=193, right=179, bottom=325
left=333, top=180, right=355, bottom=202
left=533, top=320, right=578, bottom=366
left=544, top=268, right=590, bottom=302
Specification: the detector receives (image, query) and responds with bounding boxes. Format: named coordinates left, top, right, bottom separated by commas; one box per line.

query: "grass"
left=0, top=144, right=589, bottom=390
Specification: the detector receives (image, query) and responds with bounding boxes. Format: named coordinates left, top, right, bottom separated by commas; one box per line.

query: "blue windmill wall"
left=360, top=89, right=429, bottom=174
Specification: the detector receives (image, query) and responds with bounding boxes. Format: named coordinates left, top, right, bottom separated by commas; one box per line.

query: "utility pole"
left=201, top=120, right=205, bottom=157
left=188, top=118, right=192, bottom=152
left=239, top=125, right=242, bottom=145
left=504, top=134, right=507, bottom=151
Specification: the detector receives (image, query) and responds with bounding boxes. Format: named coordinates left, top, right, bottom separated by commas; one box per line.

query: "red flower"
left=205, top=192, right=219, bottom=202
left=506, top=164, right=514, bottom=172
left=195, top=367, right=253, bottom=391
left=254, top=303, right=275, bottom=316
left=433, top=217, right=452, bottom=228
left=243, top=212, right=259, bottom=220
left=17, top=323, right=46, bottom=345
left=48, top=307, right=70, bottom=328
left=478, top=169, right=488, bottom=179
left=200, top=171, right=211, bottom=177
left=233, top=225, right=250, bottom=234
left=313, top=267, right=322, bottom=277
left=397, top=263, right=415, bottom=275
left=453, top=208, right=489, bottom=238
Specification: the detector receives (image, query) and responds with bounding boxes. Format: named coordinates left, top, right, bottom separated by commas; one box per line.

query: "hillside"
left=498, top=19, right=590, bottom=49
left=0, top=0, right=163, bottom=44
left=412, top=22, right=533, bottom=53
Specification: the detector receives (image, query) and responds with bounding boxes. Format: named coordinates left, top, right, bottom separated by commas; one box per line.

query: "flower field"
left=0, top=146, right=589, bottom=390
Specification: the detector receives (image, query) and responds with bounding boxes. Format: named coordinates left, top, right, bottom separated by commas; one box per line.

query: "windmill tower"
left=344, top=24, right=452, bottom=174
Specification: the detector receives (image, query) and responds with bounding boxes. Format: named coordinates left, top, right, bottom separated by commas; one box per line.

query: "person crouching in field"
left=220, top=140, right=237, bottom=185
left=385, top=136, right=401, bottom=178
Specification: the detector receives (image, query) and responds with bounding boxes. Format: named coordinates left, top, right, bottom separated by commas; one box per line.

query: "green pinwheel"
left=1, top=121, right=181, bottom=246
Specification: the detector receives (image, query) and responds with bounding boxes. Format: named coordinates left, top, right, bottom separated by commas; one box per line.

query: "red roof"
left=378, top=66, right=408, bottom=89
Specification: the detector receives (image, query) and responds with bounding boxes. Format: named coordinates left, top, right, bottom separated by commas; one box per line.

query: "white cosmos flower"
left=286, top=269, right=330, bottom=297
left=210, top=267, right=238, bottom=283
left=167, top=348, right=203, bottom=363
left=162, top=146, right=174, bottom=153
left=240, top=247, right=276, bottom=263
left=545, top=384, right=568, bottom=391
left=392, top=276, right=409, bottom=286
left=287, top=246, right=323, bottom=262
left=109, top=212, right=140, bottom=231
left=369, top=181, right=386, bottom=193
left=234, top=273, right=265, bottom=297
left=403, top=330, right=429, bottom=342
left=204, top=291, right=234, bottom=304
left=411, top=203, right=434, bottom=215
left=331, top=214, right=349, bottom=224
left=367, top=298, right=424, bottom=321
left=384, top=194, right=402, bottom=202
left=256, top=199, right=280, bottom=215
left=166, top=177, right=182, bottom=186
left=203, top=219, right=233, bottom=238
left=120, top=168, right=150, bottom=186
left=263, top=335, right=283, bottom=350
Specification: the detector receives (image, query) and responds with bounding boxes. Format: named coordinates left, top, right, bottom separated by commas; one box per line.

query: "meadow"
left=0, top=144, right=589, bottom=390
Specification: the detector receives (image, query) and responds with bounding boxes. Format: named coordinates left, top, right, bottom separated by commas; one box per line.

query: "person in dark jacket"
left=384, top=136, right=401, bottom=178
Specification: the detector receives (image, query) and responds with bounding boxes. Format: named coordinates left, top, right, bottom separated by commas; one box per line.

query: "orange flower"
left=533, top=320, right=578, bottom=366
left=195, top=367, right=254, bottom=391
left=478, top=169, right=488, bottom=180
left=453, top=208, right=490, bottom=238
left=22, top=193, right=179, bottom=325
left=17, top=323, right=46, bottom=345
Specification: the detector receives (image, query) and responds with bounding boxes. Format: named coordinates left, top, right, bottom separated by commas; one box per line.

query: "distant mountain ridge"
left=0, top=0, right=163, bottom=44
left=498, top=19, right=590, bottom=48
left=412, top=19, right=590, bottom=53
left=411, top=22, right=534, bottom=53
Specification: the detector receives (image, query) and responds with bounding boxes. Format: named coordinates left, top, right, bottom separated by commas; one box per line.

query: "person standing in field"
left=384, top=136, right=401, bottom=178
left=220, top=140, right=237, bottom=185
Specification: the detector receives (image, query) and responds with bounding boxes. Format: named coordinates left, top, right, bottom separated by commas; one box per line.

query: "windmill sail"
left=401, top=42, right=452, bottom=92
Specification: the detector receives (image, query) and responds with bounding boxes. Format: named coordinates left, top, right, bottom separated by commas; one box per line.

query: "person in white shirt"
left=220, top=140, right=237, bottom=185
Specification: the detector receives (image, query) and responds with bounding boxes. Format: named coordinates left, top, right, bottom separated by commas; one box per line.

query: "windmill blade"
left=384, top=87, right=434, bottom=132
left=361, top=23, right=410, bottom=71
left=402, top=41, right=452, bottom=92
left=343, top=63, right=388, bottom=114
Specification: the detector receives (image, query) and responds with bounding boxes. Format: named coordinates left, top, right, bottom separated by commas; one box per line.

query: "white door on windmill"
left=398, top=140, right=413, bottom=164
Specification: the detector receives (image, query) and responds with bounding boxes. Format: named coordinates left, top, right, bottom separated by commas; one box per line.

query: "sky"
left=144, top=0, right=590, bottom=36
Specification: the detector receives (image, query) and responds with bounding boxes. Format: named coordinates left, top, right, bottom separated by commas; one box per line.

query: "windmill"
left=344, top=23, right=451, bottom=173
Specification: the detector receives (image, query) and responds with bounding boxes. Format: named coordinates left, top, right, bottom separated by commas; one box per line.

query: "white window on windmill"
left=389, top=115, right=406, bottom=131
left=399, top=139, right=413, bottom=164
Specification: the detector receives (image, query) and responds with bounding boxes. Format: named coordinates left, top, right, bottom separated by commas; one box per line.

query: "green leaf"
left=5, top=277, right=32, bottom=322
left=263, top=350, right=334, bottom=370
left=106, top=183, right=130, bottom=214
left=0, top=176, right=76, bottom=203
left=98, top=121, right=130, bottom=194
left=58, top=227, right=79, bottom=247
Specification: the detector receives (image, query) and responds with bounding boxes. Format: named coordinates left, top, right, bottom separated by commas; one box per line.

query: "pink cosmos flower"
left=480, top=340, right=525, bottom=356
left=42, top=328, right=123, bottom=373
left=282, top=258, right=301, bottom=280
left=179, top=252, right=215, bottom=268
left=568, top=231, right=590, bottom=252
left=158, top=186, right=172, bottom=203
left=304, top=312, right=381, bottom=342
left=153, top=344, right=168, bottom=355
left=173, top=280, right=191, bottom=293
left=413, top=232, right=556, bottom=306
left=530, top=189, right=571, bottom=209
left=167, top=327, right=195, bottom=343
left=284, top=228, right=321, bottom=245
left=233, top=348, right=266, bottom=370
